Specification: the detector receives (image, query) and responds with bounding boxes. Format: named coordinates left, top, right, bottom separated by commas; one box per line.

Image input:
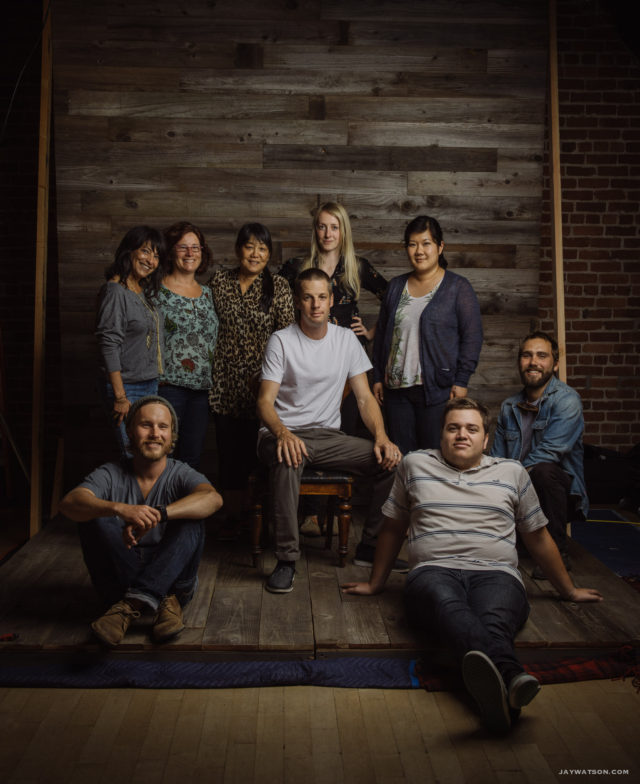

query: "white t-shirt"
left=260, top=322, right=372, bottom=431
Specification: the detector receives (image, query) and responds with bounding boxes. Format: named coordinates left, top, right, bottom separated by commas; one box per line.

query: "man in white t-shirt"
left=256, top=268, right=403, bottom=593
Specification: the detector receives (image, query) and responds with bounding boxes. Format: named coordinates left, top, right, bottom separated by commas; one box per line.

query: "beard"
left=134, top=440, right=171, bottom=461
left=520, top=367, right=555, bottom=390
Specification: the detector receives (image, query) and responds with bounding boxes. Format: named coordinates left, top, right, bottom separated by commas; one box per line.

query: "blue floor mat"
left=0, top=656, right=421, bottom=690
left=572, top=509, right=640, bottom=576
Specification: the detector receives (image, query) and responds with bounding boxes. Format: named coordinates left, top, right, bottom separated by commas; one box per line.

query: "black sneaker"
left=266, top=560, right=296, bottom=593
left=462, top=650, right=511, bottom=734
left=353, top=542, right=409, bottom=573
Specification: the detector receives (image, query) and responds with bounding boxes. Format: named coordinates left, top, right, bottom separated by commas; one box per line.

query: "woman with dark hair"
left=155, top=221, right=219, bottom=470
left=209, top=222, right=294, bottom=535
left=96, top=225, right=166, bottom=457
left=372, top=215, right=483, bottom=455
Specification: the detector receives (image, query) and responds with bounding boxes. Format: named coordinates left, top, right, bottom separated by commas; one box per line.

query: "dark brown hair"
left=164, top=221, right=212, bottom=276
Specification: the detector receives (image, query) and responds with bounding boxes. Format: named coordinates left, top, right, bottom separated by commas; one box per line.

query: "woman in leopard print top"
left=209, top=223, right=294, bottom=531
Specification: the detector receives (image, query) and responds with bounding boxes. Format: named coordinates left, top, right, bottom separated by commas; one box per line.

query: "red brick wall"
left=539, top=0, right=640, bottom=450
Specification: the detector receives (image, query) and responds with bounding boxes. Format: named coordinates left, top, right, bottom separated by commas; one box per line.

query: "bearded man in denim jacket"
left=490, top=331, right=587, bottom=573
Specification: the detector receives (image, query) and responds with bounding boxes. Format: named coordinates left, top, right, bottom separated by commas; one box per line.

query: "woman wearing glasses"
left=96, top=225, right=166, bottom=458
left=155, top=221, right=219, bottom=469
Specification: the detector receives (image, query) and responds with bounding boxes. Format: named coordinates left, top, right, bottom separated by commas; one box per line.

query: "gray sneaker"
left=462, top=650, right=511, bottom=734
left=508, top=671, right=541, bottom=709
left=266, top=560, right=296, bottom=593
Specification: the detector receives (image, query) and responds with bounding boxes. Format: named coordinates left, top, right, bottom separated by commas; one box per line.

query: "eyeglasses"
left=176, top=244, right=202, bottom=254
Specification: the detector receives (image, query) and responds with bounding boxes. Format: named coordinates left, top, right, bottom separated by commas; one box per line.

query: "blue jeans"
left=102, top=378, right=159, bottom=458
left=159, top=385, right=210, bottom=470
left=78, top=518, right=205, bottom=612
left=384, top=386, right=446, bottom=454
left=404, top=566, right=530, bottom=686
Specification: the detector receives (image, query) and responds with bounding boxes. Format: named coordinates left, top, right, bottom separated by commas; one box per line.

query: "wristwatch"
left=154, top=505, right=169, bottom=523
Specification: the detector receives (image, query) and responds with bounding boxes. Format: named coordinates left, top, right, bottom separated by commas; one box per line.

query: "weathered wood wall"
left=52, top=0, right=548, bottom=481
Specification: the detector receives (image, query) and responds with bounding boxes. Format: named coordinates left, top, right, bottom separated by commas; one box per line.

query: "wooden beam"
left=29, top=0, right=52, bottom=538
left=549, top=0, right=567, bottom=380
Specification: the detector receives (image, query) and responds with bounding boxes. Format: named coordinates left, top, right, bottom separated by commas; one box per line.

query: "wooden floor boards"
left=1, top=680, right=639, bottom=783
left=0, top=511, right=638, bottom=660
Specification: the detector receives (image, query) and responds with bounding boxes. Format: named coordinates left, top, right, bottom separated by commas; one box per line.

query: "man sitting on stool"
left=59, top=395, right=222, bottom=646
left=342, top=397, right=602, bottom=734
left=256, top=267, right=403, bottom=594
left=491, top=331, right=587, bottom=575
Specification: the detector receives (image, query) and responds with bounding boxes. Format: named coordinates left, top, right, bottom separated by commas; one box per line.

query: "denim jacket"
left=490, top=374, right=588, bottom=516
left=372, top=270, right=483, bottom=406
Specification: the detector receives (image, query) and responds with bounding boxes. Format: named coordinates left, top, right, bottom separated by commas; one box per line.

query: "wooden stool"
left=251, top=469, right=354, bottom=568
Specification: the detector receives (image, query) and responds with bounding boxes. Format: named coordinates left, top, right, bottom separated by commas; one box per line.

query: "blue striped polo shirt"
left=382, top=450, right=548, bottom=585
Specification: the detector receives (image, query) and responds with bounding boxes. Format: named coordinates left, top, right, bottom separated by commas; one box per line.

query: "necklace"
left=135, top=291, right=163, bottom=374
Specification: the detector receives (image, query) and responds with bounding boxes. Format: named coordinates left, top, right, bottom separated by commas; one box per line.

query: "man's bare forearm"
left=356, top=391, right=388, bottom=442
left=256, top=397, right=288, bottom=439
left=166, top=484, right=222, bottom=520
left=367, top=516, right=408, bottom=591
left=521, top=527, right=578, bottom=599
left=59, top=487, right=127, bottom=522
left=60, top=484, right=222, bottom=524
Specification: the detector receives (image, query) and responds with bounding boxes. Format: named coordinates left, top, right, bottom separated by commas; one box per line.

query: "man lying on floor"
left=342, top=396, right=602, bottom=735
left=59, top=396, right=222, bottom=646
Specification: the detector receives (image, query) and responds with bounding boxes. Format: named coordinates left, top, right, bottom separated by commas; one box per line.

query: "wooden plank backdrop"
left=51, top=0, right=548, bottom=483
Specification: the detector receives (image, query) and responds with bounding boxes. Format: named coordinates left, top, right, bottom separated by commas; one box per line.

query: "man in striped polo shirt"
left=342, top=397, right=602, bottom=734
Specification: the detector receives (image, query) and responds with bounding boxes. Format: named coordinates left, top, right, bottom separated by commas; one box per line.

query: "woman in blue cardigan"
left=372, top=215, right=483, bottom=455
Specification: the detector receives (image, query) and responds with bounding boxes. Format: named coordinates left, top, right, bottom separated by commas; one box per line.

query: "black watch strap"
left=155, top=505, right=168, bottom=523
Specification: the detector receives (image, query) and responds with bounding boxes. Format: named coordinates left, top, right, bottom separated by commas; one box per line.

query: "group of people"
left=60, top=203, right=603, bottom=736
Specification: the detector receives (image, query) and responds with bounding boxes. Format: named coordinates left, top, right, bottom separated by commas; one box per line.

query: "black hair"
left=235, top=222, right=274, bottom=314
left=104, top=225, right=166, bottom=297
left=403, top=215, right=448, bottom=269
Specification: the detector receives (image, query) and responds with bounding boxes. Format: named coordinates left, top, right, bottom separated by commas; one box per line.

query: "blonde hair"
left=300, top=202, right=360, bottom=300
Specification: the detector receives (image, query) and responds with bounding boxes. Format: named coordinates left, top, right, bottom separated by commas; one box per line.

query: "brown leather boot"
left=153, top=595, right=185, bottom=643
left=91, top=600, right=140, bottom=646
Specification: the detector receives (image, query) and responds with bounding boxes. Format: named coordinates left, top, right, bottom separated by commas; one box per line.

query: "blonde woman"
left=278, top=202, right=387, bottom=534
left=278, top=201, right=387, bottom=343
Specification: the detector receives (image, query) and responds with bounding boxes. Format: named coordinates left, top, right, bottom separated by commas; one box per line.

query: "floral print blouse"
left=208, top=267, right=295, bottom=418
left=156, top=284, right=219, bottom=391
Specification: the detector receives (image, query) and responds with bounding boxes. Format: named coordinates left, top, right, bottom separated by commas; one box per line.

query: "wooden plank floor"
left=2, top=679, right=640, bottom=783
left=0, top=511, right=639, bottom=661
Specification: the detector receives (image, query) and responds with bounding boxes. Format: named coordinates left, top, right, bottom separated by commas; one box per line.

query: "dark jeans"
left=405, top=565, right=530, bottom=686
left=159, top=384, right=210, bottom=470
left=79, top=518, right=205, bottom=612
left=213, top=414, right=259, bottom=491
left=384, top=386, right=446, bottom=454
left=527, top=462, right=572, bottom=555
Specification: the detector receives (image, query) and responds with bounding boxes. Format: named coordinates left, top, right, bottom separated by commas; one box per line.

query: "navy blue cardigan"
left=372, top=270, right=483, bottom=406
